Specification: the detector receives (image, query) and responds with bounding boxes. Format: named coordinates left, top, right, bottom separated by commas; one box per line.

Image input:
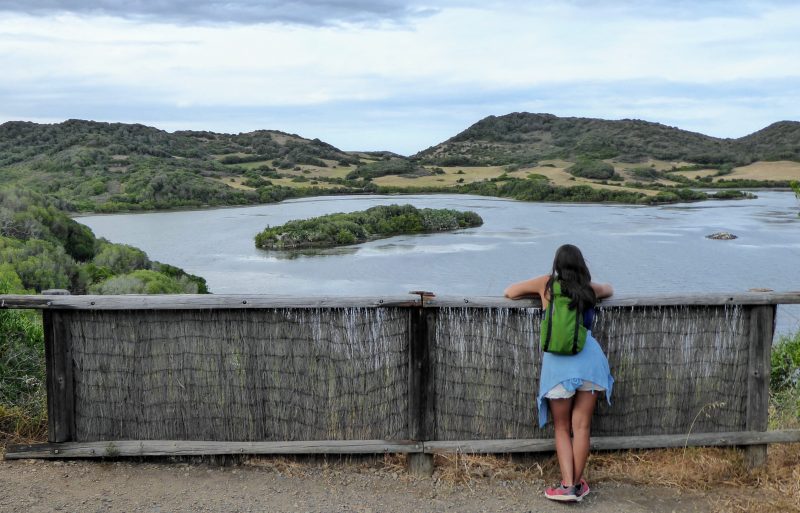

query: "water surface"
left=78, top=192, right=800, bottom=336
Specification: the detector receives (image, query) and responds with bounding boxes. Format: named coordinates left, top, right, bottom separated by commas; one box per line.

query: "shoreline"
left=68, top=187, right=774, bottom=218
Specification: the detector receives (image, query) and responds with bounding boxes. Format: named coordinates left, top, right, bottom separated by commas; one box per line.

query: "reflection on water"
left=77, top=191, right=800, bottom=336
left=259, top=247, right=361, bottom=260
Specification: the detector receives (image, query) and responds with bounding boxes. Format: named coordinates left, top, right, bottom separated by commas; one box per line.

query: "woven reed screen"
left=63, top=308, right=409, bottom=441
left=431, top=305, right=748, bottom=440
left=54, top=304, right=751, bottom=443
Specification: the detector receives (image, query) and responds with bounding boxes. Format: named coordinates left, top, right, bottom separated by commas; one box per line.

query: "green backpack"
left=540, top=281, right=587, bottom=355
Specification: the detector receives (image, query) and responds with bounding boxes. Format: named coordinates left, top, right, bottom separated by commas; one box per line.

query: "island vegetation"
left=254, top=204, right=483, bottom=249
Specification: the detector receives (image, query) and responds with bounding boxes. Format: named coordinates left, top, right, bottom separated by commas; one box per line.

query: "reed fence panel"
left=2, top=292, right=796, bottom=463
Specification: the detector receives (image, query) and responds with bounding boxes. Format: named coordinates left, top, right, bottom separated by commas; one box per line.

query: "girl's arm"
left=591, top=282, right=614, bottom=299
left=504, top=274, right=550, bottom=300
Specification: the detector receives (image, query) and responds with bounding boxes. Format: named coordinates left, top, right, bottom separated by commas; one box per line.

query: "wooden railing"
left=2, top=291, right=799, bottom=472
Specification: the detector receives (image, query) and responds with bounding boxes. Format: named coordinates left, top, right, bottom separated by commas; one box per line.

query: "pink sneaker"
left=575, top=478, right=590, bottom=501
left=544, top=482, right=578, bottom=502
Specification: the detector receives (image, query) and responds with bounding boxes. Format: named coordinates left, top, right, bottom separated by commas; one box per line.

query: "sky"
left=0, top=0, right=798, bottom=155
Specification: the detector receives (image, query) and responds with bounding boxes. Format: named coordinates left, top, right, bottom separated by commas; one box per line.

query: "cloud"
left=2, top=77, right=797, bottom=154
left=0, top=0, right=447, bottom=26
left=0, top=1, right=798, bottom=153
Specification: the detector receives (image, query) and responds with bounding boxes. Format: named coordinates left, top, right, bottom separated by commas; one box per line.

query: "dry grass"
left=672, top=169, right=719, bottom=179
left=373, top=166, right=507, bottom=187
left=243, top=455, right=308, bottom=475
left=426, top=443, right=800, bottom=512
left=610, top=159, right=694, bottom=172
left=591, top=444, right=800, bottom=513
left=211, top=177, right=254, bottom=190
left=725, top=161, right=800, bottom=181
left=432, top=452, right=547, bottom=488
left=0, top=403, right=47, bottom=453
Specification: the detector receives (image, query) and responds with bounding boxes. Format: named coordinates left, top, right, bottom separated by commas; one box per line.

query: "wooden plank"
left=43, top=311, right=74, bottom=443
left=3, top=291, right=800, bottom=311
left=4, top=440, right=424, bottom=459
left=423, top=430, right=800, bottom=454
left=407, top=308, right=435, bottom=475
left=745, top=305, right=775, bottom=468
left=425, top=291, right=800, bottom=308
left=0, top=294, right=421, bottom=310
left=7, top=431, right=799, bottom=459
left=406, top=310, right=437, bottom=440
left=407, top=309, right=424, bottom=441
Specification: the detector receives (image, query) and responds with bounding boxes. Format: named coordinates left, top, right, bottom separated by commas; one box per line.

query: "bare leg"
left=571, top=390, right=598, bottom=483
left=549, top=397, right=575, bottom=486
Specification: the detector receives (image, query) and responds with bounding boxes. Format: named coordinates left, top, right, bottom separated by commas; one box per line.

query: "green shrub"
left=92, top=241, right=150, bottom=274
left=346, top=159, right=421, bottom=180
left=772, top=331, right=800, bottom=392
left=526, top=173, right=548, bottom=181
left=770, top=330, right=800, bottom=428
left=567, top=159, right=616, bottom=180
left=89, top=269, right=199, bottom=294
left=628, top=167, right=665, bottom=181
left=0, top=237, right=77, bottom=291
left=0, top=265, right=46, bottom=432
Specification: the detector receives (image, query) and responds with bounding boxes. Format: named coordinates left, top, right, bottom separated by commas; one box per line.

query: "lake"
left=77, top=191, right=800, bottom=337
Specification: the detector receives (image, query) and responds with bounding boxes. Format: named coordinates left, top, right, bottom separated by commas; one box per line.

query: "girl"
left=504, top=244, right=614, bottom=503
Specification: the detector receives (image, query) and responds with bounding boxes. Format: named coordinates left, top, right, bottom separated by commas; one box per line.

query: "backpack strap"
left=572, top=307, right=581, bottom=355
left=543, top=293, right=554, bottom=352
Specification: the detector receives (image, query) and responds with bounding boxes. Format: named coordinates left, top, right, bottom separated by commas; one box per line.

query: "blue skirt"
left=536, top=331, right=614, bottom=427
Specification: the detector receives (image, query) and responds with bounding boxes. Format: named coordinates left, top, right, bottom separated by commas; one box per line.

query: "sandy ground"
left=0, top=457, right=713, bottom=513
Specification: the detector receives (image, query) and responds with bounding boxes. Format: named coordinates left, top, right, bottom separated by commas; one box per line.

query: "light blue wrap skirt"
left=536, top=331, right=614, bottom=427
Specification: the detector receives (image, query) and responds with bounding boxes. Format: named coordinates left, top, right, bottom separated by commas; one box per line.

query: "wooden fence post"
left=745, top=304, right=775, bottom=469
left=44, top=310, right=74, bottom=443
left=407, top=307, right=435, bottom=475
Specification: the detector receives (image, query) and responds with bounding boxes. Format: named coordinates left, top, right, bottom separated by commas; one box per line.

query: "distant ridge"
left=412, top=112, right=800, bottom=166
left=0, top=119, right=362, bottom=212
left=0, top=119, right=355, bottom=165
left=0, top=115, right=797, bottom=212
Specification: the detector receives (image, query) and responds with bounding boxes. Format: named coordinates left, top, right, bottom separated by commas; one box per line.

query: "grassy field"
left=725, top=160, right=800, bottom=181
left=672, top=169, right=719, bottom=179
left=371, top=161, right=662, bottom=196
left=373, top=165, right=507, bottom=187
left=213, top=158, right=799, bottom=199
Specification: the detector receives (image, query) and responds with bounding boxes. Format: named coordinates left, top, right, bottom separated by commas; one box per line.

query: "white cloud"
left=0, top=1, right=798, bottom=152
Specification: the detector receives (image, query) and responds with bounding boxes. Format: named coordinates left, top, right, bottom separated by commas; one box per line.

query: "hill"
left=0, top=119, right=366, bottom=212
left=413, top=113, right=800, bottom=166
left=0, top=116, right=797, bottom=212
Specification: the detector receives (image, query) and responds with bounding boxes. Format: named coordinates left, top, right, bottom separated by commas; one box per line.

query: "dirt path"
left=0, top=458, right=712, bottom=513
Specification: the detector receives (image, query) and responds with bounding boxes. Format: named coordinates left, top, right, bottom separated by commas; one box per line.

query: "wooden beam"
left=407, top=308, right=435, bottom=475
left=2, top=291, right=800, bottom=310
left=0, top=294, right=421, bottom=310
left=745, top=305, right=775, bottom=468
left=423, top=430, right=800, bottom=454
left=4, top=440, right=424, bottom=459
left=43, top=311, right=74, bottom=443
left=7, top=431, right=799, bottom=460
left=425, top=291, right=800, bottom=308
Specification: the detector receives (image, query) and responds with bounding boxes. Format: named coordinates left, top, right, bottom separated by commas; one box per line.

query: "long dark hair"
left=545, top=244, right=596, bottom=312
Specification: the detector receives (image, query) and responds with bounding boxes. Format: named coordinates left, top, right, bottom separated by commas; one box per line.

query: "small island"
left=707, top=232, right=738, bottom=240
left=254, top=204, right=483, bottom=249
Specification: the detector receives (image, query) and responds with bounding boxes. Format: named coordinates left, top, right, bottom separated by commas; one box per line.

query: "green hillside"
left=0, top=187, right=207, bottom=294
left=1, top=115, right=797, bottom=213
left=413, top=112, right=800, bottom=166
left=0, top=119, right=366, bottom=212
